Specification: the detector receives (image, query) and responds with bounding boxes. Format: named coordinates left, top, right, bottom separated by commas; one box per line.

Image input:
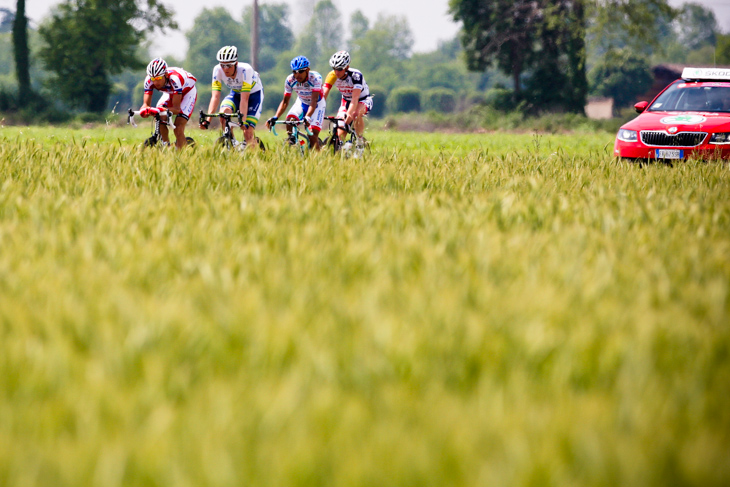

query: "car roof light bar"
left=682, top=67, right=730, bottom=80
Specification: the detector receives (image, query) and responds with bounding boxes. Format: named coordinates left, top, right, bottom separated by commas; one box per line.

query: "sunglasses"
left=150, top=75, right=165, bottom=82
left=293, top=69, right=308, bottom=74
left=334, top=68, right=346, bottom=72
left=220, top=62, right=236, bottom=68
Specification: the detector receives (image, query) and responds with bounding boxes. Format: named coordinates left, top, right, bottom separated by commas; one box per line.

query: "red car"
left=614, top=67, right=730, bottom=161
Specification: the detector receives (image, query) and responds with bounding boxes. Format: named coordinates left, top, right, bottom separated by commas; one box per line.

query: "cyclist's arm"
left=322, top=71, right=336, bottom=101
left=141, top=91, right=153, bottom=110
left=169, top=92, right=183, bottom=115
left=344, top=88, right=362, bottom=124
left=306, top=90, right=320, bottom=119
left=206, top=91, right=222, bottom=120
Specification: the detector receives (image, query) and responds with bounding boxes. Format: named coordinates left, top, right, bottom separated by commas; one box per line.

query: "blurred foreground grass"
left=0, top=126, right=728, bottom=486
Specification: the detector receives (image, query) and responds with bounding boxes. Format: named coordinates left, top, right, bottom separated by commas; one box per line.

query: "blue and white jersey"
left=284, top=71, right=323, bottom=106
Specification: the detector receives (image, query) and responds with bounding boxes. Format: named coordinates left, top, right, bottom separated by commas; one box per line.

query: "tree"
left=295, top=0, right=342, bottom=68
left=38, top=0, right=175, bottom=112
left=243, top=3, right=294, bottom=72
left=450, top=0, right=541, bottom=97
left=348, top=10, right=369, bottom=54
left=12, top=0, right=31, bottom=105
left=352, top=14, right=413, bottom=74
left=185, top=8, right=248, bottom=80
left=589, top=48, right=652, bottom=109
left=674, top=3, right=718, bottom=52
left=0, top=8, right=14, bottom=33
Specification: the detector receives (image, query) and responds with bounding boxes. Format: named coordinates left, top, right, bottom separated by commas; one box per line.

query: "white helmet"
left=329, top=50, right=350, bottom=70
left=147, top=57, right=167, bottom=78
left=217, top=46, right=238, bottom=63
left=146, top=58, right=168, bottom=78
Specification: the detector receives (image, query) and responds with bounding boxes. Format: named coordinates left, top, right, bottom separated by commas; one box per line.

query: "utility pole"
left=251, top=0, right=259, bottom=70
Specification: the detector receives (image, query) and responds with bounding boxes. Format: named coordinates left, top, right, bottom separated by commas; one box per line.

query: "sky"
left=8, top=0, right=730, bottom=59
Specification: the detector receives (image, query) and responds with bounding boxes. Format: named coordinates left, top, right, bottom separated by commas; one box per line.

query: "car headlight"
left=617, top=129, right=638, bottom=142
left=710, top=133, right=730, bottom=144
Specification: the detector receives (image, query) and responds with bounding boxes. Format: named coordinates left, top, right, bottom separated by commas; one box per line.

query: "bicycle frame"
left=127, top=108, right=194, bottom=148
left=199, top=110, right=246, bottom=150
left=270, top=120, right=314, bottom=155
left=323, top=116, right=358, bottom=156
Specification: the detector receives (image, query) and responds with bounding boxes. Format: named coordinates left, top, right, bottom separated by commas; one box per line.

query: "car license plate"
left=656, top=149, right=683, bottom=159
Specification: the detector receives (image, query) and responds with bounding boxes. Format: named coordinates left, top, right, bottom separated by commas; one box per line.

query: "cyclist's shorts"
left=337, top=96, right=373, bottom=118
left=220, top=90, right=264, bottom=127
left=286, top=97, right=326, bottom=130
left=157, top=86, right=197, bottom=121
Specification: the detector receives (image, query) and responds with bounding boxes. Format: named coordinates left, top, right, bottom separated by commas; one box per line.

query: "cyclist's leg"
left=220, top=91, right=238, bottom=121
left=174, top=87, right=197, bottom=149
left=336, top=99, right=350, bottom=141
left=285, top=99, right=306, bottom=141
left=156, top=93, right=172, bottom=144
left=308, top=99, right=326, bottom=151
left=244, top=90, right=263, bottom=148
left=354, top=97, right=372, bottom=139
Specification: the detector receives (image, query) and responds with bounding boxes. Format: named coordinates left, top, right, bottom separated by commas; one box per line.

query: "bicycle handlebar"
left=324, top=116, right=354, bottom=134
left=127, top=108, right=175, bottom=129
left=199, top=110, right=245, bottom=127
left=270, top=119, right=313, bottom=137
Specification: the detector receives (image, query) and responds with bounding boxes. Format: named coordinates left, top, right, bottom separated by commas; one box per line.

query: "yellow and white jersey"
left=211, top=62, right=262, bottom=94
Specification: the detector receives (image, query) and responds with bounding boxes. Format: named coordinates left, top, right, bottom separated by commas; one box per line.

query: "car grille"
left=640, top=131, right=707, bottom=147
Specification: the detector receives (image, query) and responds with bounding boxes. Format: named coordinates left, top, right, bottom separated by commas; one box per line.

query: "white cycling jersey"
left=284, top=71, right=323, bottom=106
left=212, top=62, right=262, bottom=94
left=324, top=68, right=370, bottom=101
left=144, top=67, right=196, bottom=96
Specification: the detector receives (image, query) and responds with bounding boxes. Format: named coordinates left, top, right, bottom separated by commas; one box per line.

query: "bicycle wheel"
left=216, top=136, right=233, bottom=150
left=295, top=132, right=309, bottom=157
left=326, top=134, right=341, bottom=155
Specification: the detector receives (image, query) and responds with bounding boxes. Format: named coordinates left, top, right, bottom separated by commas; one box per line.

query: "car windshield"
left=648, top=82, right=730, bottom=112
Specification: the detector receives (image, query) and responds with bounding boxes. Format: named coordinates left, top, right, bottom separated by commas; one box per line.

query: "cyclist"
left=139, top=58, right=197, bottom=149
left=322, top=50, right=372, bottom=149
left=265, top=55, right=325, bottom=151
left=199, top=45, right=264, bottom=150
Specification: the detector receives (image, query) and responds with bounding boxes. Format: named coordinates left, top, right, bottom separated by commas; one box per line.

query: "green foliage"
left=38, top=0, right=176, bottom=113
left=588, top=0, right=675, bottom=55
left=367, top=85, right=387, bottom=118
left=589, top=48, right=653, bottom=109
left=243, top=2, right=294, bottom=73
left=451, top=0, right=587, bottom=113
left=674, top=2, right=717, bottom=52
left=422, top=88, right=457, bottom=113
left=351, top=14, right=413, bottom=74
left=185, top=8, right=248, bottom=82
left=484, top=86, right=515, bottom=111
left=716, top=34, right=730, bottom=65
left=388, top=86, right=421, bottom=113
left=295, top=0, right=342, bottom=70
left=0, top=7, right=13, bottom=33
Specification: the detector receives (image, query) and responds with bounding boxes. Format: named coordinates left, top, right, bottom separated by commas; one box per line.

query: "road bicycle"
left=127, top=108, right=195, bottom=148
left=198, top=110, right=266, bottom=152
left=322, top=116, right=367, bottom=158
left=269, top=119, right=313, bottom=156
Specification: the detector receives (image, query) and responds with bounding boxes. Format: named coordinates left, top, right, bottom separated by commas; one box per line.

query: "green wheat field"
left=0, top=123, right=728, bottom=486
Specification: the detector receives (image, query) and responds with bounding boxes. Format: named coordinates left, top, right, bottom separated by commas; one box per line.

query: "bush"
left=422, top=88, right=457, bottom=113
left=484, top=87, right=514, bottom=111
left=387, top=86, right=421, bottom=113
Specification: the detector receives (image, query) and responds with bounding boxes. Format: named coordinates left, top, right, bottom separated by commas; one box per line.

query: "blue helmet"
left=290, top=56, right=310, bottom=71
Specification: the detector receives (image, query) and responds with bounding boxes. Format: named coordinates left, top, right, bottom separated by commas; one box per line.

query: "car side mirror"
left=634, top=101, right=649, bottom=113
